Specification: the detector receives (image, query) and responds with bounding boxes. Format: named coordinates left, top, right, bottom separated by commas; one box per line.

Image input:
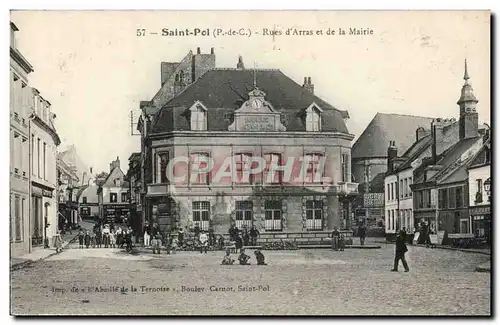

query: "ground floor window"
left=472, top=215, right=489, bottom=238
left=265, top=200, right=282, bottom=231
left=192, top=201, right=210, bottom=231
left=32, top=196, right=43, bottom=246
left=14, top=195, right=22, bottom=241
left=235, top=200, right=253, bottom=229
left=306, top=200, right=323, bottom=230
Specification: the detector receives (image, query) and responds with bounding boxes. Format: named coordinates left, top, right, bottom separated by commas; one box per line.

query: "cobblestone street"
left=11, top=244, right=490, bottom=316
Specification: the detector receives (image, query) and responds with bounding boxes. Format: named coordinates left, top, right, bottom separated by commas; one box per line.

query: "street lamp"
left=484, top=178, right=491, bottom=202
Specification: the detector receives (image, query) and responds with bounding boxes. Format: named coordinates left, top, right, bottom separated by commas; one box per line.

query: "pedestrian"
left=53, top=230, right=63, bottom=253
left=102, top=225, right=110, bottom=248
left=358, top=224, right=367, bottom=246
left=96, top=230, right=102, bottom=248
left=199, top=230, right=209, bottom=254
left=78, top=229, right=84, bottom=249
left=84, top=231, right=91, bottom=248
left=218, top=235, right=225, bottom=250
left=338, top=233, right=345, bottom=251
left=249, top=225, right=260, bottom=246
left=242, top=226, right=250, bottom=247
left=193, top=223, right=201, bottom=239
left=109, top=230, right=115, bottom=248
left=331, top=227, right=340, bottom=251
left=238, top=248, right=251, bottom=265
left=402, top=227, right=408, bottom=243
left=116, top=227, right=123, bottom=248
left=90, top=232, right=96, bottom=248
left=178, top=227, right=184, bottom=248
left=151, top=234, right=162, bottom=254
left=254, top=249, right=267, bottom=265
left=144, top=222, right=151, bottom=247
left=221, top=248, right=235, bottom=265
left=391, top=230, right=410, bottom=272
left=235, top=232, right=243, bottom=252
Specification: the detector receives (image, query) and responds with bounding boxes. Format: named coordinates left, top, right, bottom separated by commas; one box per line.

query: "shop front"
left=470, top=205, right=491, bottom=244
left=103, top=204, right=130, bottom=224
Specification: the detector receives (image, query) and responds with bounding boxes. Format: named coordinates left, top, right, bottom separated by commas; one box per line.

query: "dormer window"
left=305, top=103, right=322, bottom=132
left=190, top=101, right=207, bottom=131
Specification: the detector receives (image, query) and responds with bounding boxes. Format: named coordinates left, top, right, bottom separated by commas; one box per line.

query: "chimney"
left=387, top=141, right=398, bottom=173
left=431, top=119, right=447, bottom=163
left=302, top=77, right=314, bottom=94
left=116, top=156, right=120, bottom=169
left=416, top=127, right=427, bottom=141
left=109, top=162, right=113, bottom=173
left=197, top=47, right=201, bottom=54
left=211, top=47, right=214, bottom=55
left=90, top=167, right=93, bottom=174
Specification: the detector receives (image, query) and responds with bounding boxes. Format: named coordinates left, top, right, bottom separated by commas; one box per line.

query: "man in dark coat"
left=249, top=225, right=260, bottom=246
left=84, top=231, right=91, bottom=248
left=357, top=224, right=367, bottom=246
left=193, top=223, right=201, bottom=239
left=331, top=227, right=340, bottom=251
left=391, top=230, right=410, bottom=272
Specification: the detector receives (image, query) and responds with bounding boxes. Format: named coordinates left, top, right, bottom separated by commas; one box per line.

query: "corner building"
left=144, top=56, right=358, bottom=234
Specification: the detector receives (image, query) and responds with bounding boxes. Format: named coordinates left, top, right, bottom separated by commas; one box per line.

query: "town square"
left=9, top=11, right=491, bottom=316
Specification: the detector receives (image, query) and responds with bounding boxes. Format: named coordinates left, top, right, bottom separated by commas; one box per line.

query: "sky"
left=10, top=10, right=491, bottom=174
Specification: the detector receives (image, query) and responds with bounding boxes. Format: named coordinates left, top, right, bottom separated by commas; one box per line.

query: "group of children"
left=221, top=248, right=267, bottom=266
left=78, top=225, right=134, bottom=250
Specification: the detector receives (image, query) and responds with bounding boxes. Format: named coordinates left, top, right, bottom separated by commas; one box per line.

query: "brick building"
left=138, top=50, right=358, bottom=236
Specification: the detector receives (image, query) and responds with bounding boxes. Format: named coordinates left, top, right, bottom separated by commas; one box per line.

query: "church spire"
left=237, top=55, right=245, bottom=69
left=464, top=58, right=470, bottom=82
left=457, top=58, right=478, bottom=105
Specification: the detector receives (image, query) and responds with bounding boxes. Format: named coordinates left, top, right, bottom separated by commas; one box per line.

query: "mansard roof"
left=151, top=68, right=350, bottom=134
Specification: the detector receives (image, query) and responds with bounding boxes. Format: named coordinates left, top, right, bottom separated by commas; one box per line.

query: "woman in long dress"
left=53, top=231, right=63, bottom=253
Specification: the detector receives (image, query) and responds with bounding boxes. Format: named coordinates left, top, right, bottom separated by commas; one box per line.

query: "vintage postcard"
left=9, top=10, right=491, bottom=316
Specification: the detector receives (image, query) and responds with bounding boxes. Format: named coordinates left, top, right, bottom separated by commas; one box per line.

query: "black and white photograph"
left=8, top=10, right=491, bottom=316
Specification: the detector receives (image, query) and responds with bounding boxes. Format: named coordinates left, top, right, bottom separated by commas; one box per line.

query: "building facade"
left=352, top=113, right=434, bottom=227
left=98, top=157, right=130, bottom=224
left=30, top=88, right=61, bottom=247
left=410, top=60, right=487, bottom=243
left=57, top=155, right=80, bottom=229
left=10, top=21, right=34, bottom=256
left=467, top=141, right=491, bottom=243
left=140, top=51, right=358, bottom=235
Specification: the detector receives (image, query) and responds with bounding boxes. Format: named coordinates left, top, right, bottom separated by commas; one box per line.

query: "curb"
left=475, top=264, right=491, bottom=273
left=10, top=234, right=79, bottom=271
left=413, top=244, right=491, bottom=256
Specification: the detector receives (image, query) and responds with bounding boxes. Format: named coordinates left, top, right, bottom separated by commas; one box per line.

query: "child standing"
left=78, top=230, right=84, bottom=249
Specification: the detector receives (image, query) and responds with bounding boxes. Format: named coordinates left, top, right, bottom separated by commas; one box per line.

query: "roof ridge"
left=213, top=68, right=281, bottom=72
left=376, top=112, right=436, bottom=120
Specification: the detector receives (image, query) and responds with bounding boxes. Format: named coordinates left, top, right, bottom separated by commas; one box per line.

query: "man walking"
left=358, top=224, right=367, bottom=246
left=391, top=230, right=410, bottom=272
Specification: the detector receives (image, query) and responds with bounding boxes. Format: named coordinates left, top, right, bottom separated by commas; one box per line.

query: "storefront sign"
left=470, top=205, right=490, bottom=216
left=81, top=203, right=99, bottom=207
left=104, top=204, right=129, bottom=209
left=42, top=189, right=53, bottom=198
left=363, top=193, right=384, bottom=208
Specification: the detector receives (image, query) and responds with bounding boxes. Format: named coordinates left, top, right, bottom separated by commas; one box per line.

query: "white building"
left=30, top=88, right=60, bottom=247
left=10, top=21, right=34, bottom=256
left=467, top=138, right=491, bottom=242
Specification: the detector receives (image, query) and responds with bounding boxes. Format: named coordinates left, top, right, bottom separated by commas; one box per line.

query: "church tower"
left=457, top=58, right=479, bottom=140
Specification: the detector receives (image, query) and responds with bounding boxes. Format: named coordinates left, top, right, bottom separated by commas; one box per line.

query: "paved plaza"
left=11, top=244, right=490, bottom=316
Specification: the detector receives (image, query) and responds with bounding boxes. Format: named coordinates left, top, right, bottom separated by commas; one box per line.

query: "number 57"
left=137, top=29, right=146, bottom=37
